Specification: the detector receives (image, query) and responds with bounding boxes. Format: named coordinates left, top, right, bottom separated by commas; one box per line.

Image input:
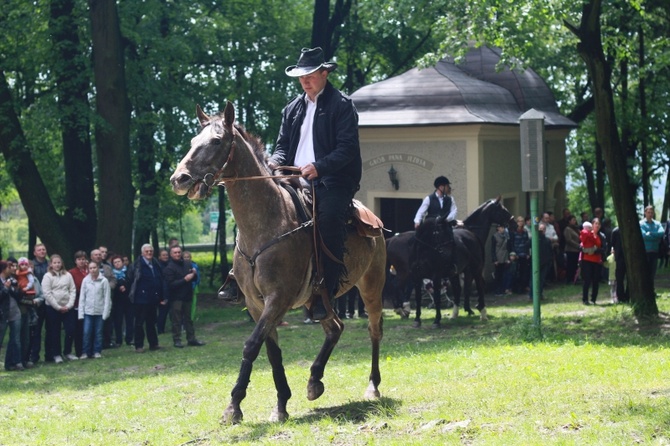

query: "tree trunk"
left=638, top=25, right=650, bottom=207
left=132, top=106, right=160, bottom=258
left=0, top=71, right=74, bottom=264
left=218, top=188, right=230, bottom=285
left=50, top=0, right=98, bottom=252
left=311, top=0, right=331, bottom=53
left=566, top=0, right=657, bottom=317
left=90, top=0, right=134, bottom=257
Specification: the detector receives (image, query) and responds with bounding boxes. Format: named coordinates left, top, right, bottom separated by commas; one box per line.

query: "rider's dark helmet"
left=433, top=176, right=451, bottom=189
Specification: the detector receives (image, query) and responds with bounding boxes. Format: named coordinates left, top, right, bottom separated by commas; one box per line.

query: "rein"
left=236, top=219, right=314, bottom=269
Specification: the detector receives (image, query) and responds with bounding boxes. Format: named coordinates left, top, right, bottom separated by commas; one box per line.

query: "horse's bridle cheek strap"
left=204, top=138, right=237, bottom=192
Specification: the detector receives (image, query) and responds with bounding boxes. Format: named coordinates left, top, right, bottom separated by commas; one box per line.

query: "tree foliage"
left=0, top=0, right=668, bottom=307
left=424, top=0, right=669, bottom=316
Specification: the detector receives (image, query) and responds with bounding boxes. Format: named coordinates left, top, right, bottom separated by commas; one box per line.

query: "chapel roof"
left=350, top=46, right=576, bottom=129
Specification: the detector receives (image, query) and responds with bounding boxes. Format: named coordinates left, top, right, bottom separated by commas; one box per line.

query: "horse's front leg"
left=431, top=275, right=442, bottom=329
left=474, top=276, right=488, bottom=321
left=222, top=306, right=285, bottom=424
left=265, top=332, right=292, bottom=422
left=412, top=278, right=423, bottom=328
left=307, top=315, right=344, bottom=401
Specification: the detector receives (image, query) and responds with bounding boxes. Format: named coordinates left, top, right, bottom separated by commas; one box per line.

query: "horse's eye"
left=211, top=138, right=222, bottom=146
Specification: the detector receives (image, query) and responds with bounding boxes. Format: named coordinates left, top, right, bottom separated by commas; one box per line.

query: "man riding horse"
left=414, top=176, right=458, bottom=274
left=268, top=47, right=362, bottom=321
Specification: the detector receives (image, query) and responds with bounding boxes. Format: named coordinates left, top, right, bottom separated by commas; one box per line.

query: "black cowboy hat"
left=285, top=47, right=338, bottom=77
left=434, top=176, right=451, bottom=188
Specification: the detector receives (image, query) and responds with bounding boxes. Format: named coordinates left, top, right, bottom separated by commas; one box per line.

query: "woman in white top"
left=42, top=255, right=76, bottom=363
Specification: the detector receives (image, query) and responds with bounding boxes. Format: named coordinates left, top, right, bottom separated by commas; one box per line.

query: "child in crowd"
left=607, top=248, right=617, bottom=304
left=78, top=261, right=111, bottom=359
left=112, top=256, right=127, bottom=282
left=111, top=255, right=133, bottom=346
left=16, top=257, right=36, bottom=296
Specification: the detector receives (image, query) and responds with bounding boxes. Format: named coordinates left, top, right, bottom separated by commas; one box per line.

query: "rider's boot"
left=218, top=270, right=241, bottom=302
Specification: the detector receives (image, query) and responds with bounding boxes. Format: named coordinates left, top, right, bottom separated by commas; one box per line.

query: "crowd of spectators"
left=492, top=205, right=668, bottom=304
left=0, top=241, right=205, bottom=371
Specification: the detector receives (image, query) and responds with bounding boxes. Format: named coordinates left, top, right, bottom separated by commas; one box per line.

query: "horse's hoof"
left=412, top=320, right=421, bottom=328
left=480, top=308, right=488, bottom=321
left=307, top=379, right=325, bottom=401
left=221, top=405, right=243, bottom=425
left=269, top=407, right=289, bottom=422
left=364, top=382, right=381, bottom=400
left=431, top=321, right=441, bottom=329
left=466, top=309, right=475, bottom=316
left=450, top=306, right=459, bottom=319
left=394, top=308, right=410, bottom=319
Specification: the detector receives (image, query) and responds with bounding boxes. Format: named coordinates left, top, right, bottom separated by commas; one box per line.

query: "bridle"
left=193, top=125, right=303, bottom=198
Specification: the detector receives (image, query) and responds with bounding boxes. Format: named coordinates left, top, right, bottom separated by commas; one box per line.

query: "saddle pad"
left=352, top=199, right=385, bottom=238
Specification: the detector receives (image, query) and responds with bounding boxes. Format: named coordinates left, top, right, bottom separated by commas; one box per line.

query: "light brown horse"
left=170, top=102, right=385, bottom=424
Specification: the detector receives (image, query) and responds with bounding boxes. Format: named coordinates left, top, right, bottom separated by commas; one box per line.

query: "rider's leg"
left=312, top=184, right=353, bottom=320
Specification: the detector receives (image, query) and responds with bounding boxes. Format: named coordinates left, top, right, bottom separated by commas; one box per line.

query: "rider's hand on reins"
left=300, top=163, right=319, bottom=180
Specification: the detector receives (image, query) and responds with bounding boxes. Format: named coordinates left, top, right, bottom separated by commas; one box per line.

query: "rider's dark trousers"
left=315, top=183, right=354, bottom=298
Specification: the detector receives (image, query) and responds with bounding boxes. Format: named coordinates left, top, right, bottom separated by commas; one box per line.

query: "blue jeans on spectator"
left=19, top=310, right=30, bottom=365
left=1, top=318, right=22, bottom=370
left=82, top=315, right=104, bottom=357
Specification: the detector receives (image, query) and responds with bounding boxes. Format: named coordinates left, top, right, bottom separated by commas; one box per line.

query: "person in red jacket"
left=580, top=219, right=603, bottom=305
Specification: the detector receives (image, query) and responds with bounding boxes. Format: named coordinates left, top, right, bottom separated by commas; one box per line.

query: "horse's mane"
left=212, top=112, right=274, bottom=177
left=463, top=199, right=494, bottom=226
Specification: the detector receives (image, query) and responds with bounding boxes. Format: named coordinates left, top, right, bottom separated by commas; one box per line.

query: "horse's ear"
left=223, top=101, right=235, bottom=130
left=495, top=195, right=502, bottom=203
left=196, top=105, right=210, bottom=127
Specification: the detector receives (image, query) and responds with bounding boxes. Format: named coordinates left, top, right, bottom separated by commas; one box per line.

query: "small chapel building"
left=350, top=46, right=577, bottom=234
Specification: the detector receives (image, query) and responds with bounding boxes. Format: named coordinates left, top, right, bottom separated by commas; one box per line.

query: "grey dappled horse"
left=170, top=102, right=385, bottom=424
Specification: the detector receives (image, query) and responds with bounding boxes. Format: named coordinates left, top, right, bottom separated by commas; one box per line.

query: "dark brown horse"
left=170, top=102, right=386, bottom=424
left=386, top=197, right=513, bottom=327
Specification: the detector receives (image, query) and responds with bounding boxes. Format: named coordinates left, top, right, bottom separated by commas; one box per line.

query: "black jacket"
left=127, top=257, right=167, bottom=304
left=271, top=81, right=361, bottom=192
left=0, top=277, right=19, bottom=322
left=163, top=259, right=196, bottom=302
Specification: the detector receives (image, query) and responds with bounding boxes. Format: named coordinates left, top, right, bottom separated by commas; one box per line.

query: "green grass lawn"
left=2, top=271, right=670, bottom=445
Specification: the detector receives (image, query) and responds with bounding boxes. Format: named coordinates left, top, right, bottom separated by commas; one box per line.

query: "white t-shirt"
left=294, top=94, right=320, bottom=167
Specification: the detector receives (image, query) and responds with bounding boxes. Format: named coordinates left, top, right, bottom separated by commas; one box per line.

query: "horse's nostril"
left=175, top=173, right=192, bottom=185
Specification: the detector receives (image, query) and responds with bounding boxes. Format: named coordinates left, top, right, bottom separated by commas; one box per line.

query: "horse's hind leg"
left=431, top=274, right=442, bottom=329
left=358, top=282, right=383, bottom=399
left=412, top=279, right=423, bottom=328
left=307, top=316, right=344, bottom=401
left=365, top=307, right=383, bottom=399
left=449, top=273, right=462, bottom=319
left=265, top=333, right=292, bottom=422
left=463, top=273, right=475, bottom=316
left=474, top=276, right=488, bottom=321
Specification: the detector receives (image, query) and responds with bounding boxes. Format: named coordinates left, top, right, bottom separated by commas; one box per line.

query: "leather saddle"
left=282, top=179, right=385, bottom=238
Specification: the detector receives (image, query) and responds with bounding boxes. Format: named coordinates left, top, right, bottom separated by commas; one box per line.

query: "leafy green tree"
left=425, top=0, right=669, bottom=316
